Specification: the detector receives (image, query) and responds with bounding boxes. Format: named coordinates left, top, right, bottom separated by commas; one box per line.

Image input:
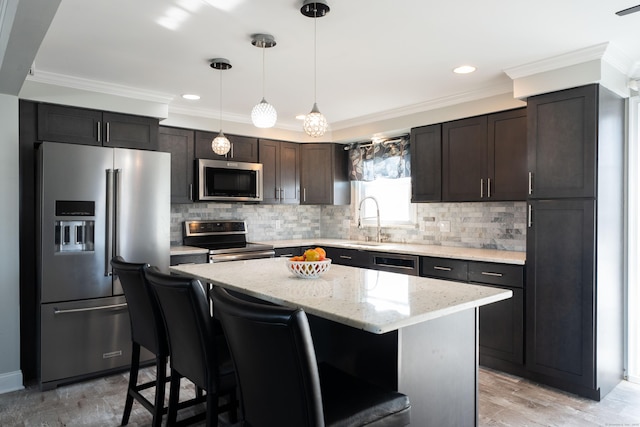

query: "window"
left=354, top=177, right=416, bottom=226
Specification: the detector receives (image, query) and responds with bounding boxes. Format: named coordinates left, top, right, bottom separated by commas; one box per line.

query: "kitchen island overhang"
left=170, top=257, right=512, bottom=426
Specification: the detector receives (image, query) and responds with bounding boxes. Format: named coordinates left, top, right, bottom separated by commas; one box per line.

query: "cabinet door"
left=158, top=127, right=194, bottom=203
left=410, top=124, right=442, bottom=202
left=301, top=144, right=333, bottom=204
left=259, top=139, right=280, bottom=203
left=102, top=112, right=159, bottom=150
left=526, top=199, right=595, bottom=389
left=527, top=85, right=597, bottom=199
left=195, top=131, right=258, bottom=162
left=442, top=116, right=488, bottom=201
left=488, top=109, right=527, bottom=201
left=280, top=142, right=300, bottom=204
left=479, top=287, right=524, bottom=364
left=37, top=104, right=102, bottom=146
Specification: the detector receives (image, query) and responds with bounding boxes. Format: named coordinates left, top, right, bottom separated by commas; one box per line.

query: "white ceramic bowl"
left=286, top=258, right=332, bottom=279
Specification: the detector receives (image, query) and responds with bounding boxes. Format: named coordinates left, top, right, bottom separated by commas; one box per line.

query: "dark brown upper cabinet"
left=488, top=109, right=528, bottom=201
left=410, top=124, right=442, bottom=202
left=442, top=115, right=488, bottom=201
left=300, top=143, right=350, bottom=205
left=527, top=85, right=597, bottom=199
left=442, top=109, right=527, bottom=202
left=158, top=126, right=195, bottom=203
left=259, top=139, right=300, bottom=204
left=194, top=130, right=258, bottom=162
left=37, top=103, right=158, bottom=150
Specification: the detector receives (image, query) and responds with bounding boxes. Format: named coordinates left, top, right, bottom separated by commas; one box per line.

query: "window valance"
left=347, top=135, right=410, bottom=181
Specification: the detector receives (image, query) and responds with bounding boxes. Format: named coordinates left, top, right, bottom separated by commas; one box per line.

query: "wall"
left=171, top=200, right=527, bottom=252
left=0, top=94, right=23, bottom=393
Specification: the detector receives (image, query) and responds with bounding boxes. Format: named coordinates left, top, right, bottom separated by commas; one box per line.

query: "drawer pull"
left=433, top=266, right=452, bottom=271
left=339, top=255, right=353, bottom=260
left=54, top=303, right=128, bottom=315
left=481, top=271, right=503, bottom=277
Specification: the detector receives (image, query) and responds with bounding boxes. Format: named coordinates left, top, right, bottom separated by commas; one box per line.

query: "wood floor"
left=1, top=367, right=639, bottom=426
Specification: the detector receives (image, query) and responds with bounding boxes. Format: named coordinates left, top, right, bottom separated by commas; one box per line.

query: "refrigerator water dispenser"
left=55, top=220, right=95, bottom=252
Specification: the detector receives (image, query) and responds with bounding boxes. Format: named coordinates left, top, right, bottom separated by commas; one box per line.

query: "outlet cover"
left=437, top=221, right=451, bottom=232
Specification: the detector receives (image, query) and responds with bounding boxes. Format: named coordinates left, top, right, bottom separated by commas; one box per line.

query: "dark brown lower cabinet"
left=526, top=199, right=623, bottom=400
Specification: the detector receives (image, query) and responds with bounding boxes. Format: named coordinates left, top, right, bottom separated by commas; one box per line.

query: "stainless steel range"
left=183, top=220, right=274, bottom=262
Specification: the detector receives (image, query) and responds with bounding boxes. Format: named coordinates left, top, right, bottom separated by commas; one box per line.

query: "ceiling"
left=8, top=0, right=640, bottom=138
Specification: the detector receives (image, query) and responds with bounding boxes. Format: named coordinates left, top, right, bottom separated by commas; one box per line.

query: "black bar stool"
left=211, top=286, right=411, bottom=427
left=144, top=267, right=238, bottom=427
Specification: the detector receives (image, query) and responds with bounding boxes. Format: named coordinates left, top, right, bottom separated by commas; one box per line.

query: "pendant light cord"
left=262, top=45, right=266, bottom=99
left=313, top=7, right=318, bottom=103
left=219, top=69, right=223, bottom=131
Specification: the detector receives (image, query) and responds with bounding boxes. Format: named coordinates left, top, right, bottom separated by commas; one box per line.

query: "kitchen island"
left=170, top=257, right=512, bottom=426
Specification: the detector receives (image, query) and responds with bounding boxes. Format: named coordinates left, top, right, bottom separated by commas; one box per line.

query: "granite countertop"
left=170, top=257, right=512, bottom=334
left=169, top=245, right=209, bottom=256
left=256, top=238, right=526, bottom=265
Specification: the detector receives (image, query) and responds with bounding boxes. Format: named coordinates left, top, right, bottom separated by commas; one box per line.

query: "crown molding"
left=331, top=81, right=513, bottom=131
left=168, top=103, right=302, bottom=132
left=504, top=43, right=611, bottom=80
left=25, top=69, right=175, bottom=104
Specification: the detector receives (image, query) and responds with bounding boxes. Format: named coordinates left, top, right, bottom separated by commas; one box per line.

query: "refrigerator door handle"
left=105, top=169, right=114, bottom=277
left=114, top=169, right=121, bottom=258
left=53, top=303, right=128, bottom=315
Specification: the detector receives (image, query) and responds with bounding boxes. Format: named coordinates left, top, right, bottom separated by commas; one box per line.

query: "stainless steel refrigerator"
left=37, top=141, right=170, bottom=390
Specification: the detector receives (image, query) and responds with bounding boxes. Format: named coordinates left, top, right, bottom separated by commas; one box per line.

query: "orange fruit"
left=304, top=249, right=321, bottom=262
left=314, top=247, right=326, bottom=260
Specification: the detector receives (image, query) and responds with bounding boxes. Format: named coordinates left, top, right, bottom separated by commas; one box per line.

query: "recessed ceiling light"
left=182, top=94, right=201, bottom=100
left=295, top=114, right=306, bottom=120
left=453, top=65, right=476, bottom=74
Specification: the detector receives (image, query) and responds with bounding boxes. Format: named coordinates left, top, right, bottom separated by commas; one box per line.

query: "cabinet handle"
left=339, top=255, right=353, bottom=260
left=106, top=122, right=110, bottom=142
left=434, top=266, right=452, bottom=271
left=303, top=188, right=306, bottom=202
left=480, top=179, right=484, bottom=198
left=481, top=271, right=503, bottom=277
left=528, top=172, right=533, bottom=195
left=189, top=184, right=193, bottom=201
left=528, top=204, right=533, bottom=228
left=281, top=188, right=285, bottom=200
left=97, top=122, right=101, bottom=143
left=487, top=178, right=491, bottom=198
left=275, top=188, right=280, bottom=200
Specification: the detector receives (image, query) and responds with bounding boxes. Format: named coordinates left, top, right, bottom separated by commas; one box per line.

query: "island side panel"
left=306, top=314, right=399, bottom=391
left=398, top=308, right=478, bottom=426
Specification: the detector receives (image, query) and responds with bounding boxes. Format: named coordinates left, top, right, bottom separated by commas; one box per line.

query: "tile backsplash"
left=171, top=201, right=526, bottom=252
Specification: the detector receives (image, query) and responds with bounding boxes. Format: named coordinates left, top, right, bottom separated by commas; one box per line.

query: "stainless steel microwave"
left=197, top=159, right=263, bottom=202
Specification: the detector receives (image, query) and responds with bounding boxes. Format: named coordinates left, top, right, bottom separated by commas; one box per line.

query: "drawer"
left=274, top=246, right=303, bottom=258
left=468, top=261, right=524, bottom=288
left=170, top=253, right=208, bottom=265
left=327, top=247, right=371, bottom=268
left=420, top=257, right=468, bottom=281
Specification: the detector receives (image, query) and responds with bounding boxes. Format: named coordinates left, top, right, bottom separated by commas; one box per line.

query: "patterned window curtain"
left=348, top=136, right=410, bottom=181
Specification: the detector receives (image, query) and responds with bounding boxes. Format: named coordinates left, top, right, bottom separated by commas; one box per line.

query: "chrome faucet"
left=357, top=196, right=381, bottom=243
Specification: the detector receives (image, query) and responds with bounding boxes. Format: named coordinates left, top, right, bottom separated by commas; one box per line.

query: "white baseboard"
left=0, top=370, right=24, bottom=394
left=628, top=374, right=640, bottom=385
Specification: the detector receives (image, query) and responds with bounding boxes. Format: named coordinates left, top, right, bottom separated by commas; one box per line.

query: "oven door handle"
left=209, top=250, right=275, bottom=263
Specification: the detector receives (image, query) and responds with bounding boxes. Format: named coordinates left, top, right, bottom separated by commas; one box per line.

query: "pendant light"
left=210, top=58, right=232, bottom=155
left=301, top=0, right=330, bottom=138
left=251, top=34, right=277, bottom=128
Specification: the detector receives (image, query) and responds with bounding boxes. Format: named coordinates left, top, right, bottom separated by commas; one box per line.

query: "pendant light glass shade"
left=210, top=58, right=232, bottom=155
left=251, top=98, right=277, bottom=128
left=301, top=1, right=330, bottom=138
left=303, top=102, right=328, bottom=137
left=212, top=131, right=231, bottom=155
